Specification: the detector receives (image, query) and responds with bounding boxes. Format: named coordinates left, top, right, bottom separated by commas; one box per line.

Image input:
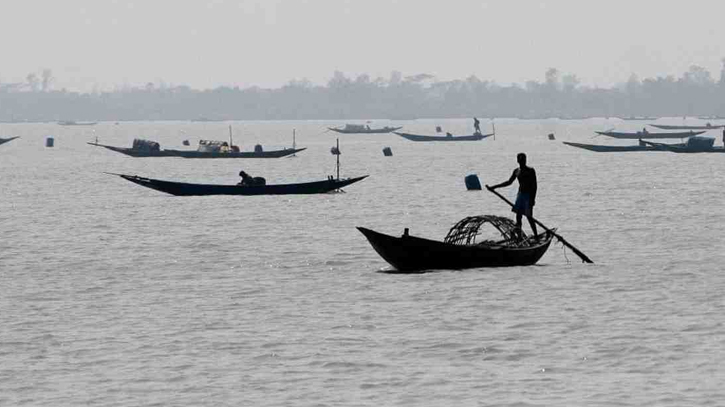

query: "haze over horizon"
left=3, top=0, right=725, bottom=92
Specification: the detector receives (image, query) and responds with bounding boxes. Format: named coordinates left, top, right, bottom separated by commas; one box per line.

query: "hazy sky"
left=3, top=0, right=724, bottom=91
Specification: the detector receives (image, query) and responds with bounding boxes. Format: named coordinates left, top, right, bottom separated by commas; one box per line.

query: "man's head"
left=517, top=153, right=527, bottom=166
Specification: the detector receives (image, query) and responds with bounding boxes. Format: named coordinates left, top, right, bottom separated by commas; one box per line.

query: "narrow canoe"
left=0, top=136, right=20, bottom=146
left=640, top=140, right=725, bottom=153
left=562, top=141, right=685, bottom=152
left=649, top=124, right=725, bottom=130
left=329, top=126, right=402, bottom=134
left=58, top=121, right=97, bottom=126
left=357, top=226, right=553, bottom=272
left=111, top=173, right=369, bottom=196
left=88, top=142, right=305, bottom=158
left=595, top=130, right=705, bottom=139
left=394, top=132, right=494, bottom=142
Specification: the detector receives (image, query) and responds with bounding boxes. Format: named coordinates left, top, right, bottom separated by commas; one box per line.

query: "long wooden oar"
left=486, top=186, right=594, bottom=264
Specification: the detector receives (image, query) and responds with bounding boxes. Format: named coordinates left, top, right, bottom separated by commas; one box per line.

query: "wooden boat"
left=88, top=140, right=305, bottom=158
left=58, top=121, right=97, bottom=126
left=621, top=116, right=658, bottom=121
left=328, top=124, right=402, bottom=134
left=641, top=137, right=725, bottom=153
left=358, top=215, right=554, bottom=272
left=562, top=140, right=685, bottom=152
left=110, top=173, right=368, bottom=196
left=0, top=136, right=19, bottom=146
left=394, top=131, right=494, bottom=142
left=650, top=124, right=725, bottom=130
left=164, top=147, right=306, bottom=158
left=595, top=130, right=705, bottom=139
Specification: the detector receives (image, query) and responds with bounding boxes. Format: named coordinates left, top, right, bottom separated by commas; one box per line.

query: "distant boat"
left=108, top=173, right=368, bottom=196
left=697, top=115, right=725, bottom=120
left=58, top=121, right=97, bottom=126
left=641, top=137, right=725, bottom=153
left=649, top=124, right=725, bottom=130
left=394, top=131, right=493, bottom=142
left=191, top=117, right=226, bottom=122
left=358, top=215, right=554, bottom=272
left=88, top=138, right=305, bottom=158
left=595, top=130, right=705, bottom=139
left=0, top=136, right=19, bottom=146
left=328, top=124, right=402, bottom=134
left=621, top=116, right=658, bottom=121
left=562, top=140, right=686, bottom=152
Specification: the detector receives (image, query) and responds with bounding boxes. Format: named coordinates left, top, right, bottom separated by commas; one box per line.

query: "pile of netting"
left=443, top=215, right=535, bottom=248
left=132, top=139, right=160, bottom=152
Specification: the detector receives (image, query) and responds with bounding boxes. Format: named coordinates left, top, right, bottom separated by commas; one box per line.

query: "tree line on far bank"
left=2, top=63, right=725, bottom=122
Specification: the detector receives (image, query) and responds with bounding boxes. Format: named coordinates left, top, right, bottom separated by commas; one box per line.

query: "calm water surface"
left=1, top=119, right=724, bottom=406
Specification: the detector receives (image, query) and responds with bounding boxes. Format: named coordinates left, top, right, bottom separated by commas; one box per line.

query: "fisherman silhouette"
left=487, top=153, right=538, bottom=240
left=473, top=117, right=481, bottom=134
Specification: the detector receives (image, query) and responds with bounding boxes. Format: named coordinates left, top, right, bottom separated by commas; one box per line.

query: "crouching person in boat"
left=487, top=153, right=538, bottom=240
left=238, top=170, right=266, bottom=186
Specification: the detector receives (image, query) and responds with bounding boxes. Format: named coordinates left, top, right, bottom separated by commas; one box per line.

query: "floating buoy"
left=465, top=174, right=482, bottom=190
left=548, top=133, right=556, bottom=140
left=383, top=147, right=393, bottom=156
left=182, top=139, right=190, bottom=146
left=435, top=126, right=442, bottom=133
left=46, top=137, right=54, bottom=147
left=330, top=146, right=341, bottom=155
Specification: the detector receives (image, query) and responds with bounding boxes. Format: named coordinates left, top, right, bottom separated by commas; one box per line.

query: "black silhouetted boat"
left=595, top=130, right=705, bottom=139
left=328, top=124, right=403, bottom=134
left=58, top=121, right=97, bottom=126
left=650, top=124, right=725, bottom=130
left=621, top=116, right=658, bottom=121
left=88, top=139, right=305, bottom=158
left=0, top=136, right=19, bottom=146
left=562, top=140, right=686, bottom=152
left=358, top=215, right=554, bottom=272
left=109, top=173, right=368, bottom=196
left=393, top=131, right=494, bottom=142
left=641, top=137, right=725, bottom=153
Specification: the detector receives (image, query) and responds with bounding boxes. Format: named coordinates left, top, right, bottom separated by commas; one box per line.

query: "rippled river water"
left=1, top=118, right=724, bottom=406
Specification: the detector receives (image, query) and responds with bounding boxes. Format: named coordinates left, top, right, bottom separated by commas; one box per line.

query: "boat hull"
left=115, top=174, right=368, bottom=196
left=164, top=148, right=305, bottom=158
left=58, top=121, right=97, bottom=126
left=88, top=142, right=305, bottom=158
left=562, top=141, right=684, bottom=152
left=640, top=141, right=725, bottom=153
left=394, top=132, right=493, bottom=142
left=0, top=136, right=19, bottom=146
left=650, top=124, right=725, bottom=130
left=328, top=126, right=403, bottom=134
left=357, top=227, right=553, bottom=272
left=595, top=131, right=705, bottom=139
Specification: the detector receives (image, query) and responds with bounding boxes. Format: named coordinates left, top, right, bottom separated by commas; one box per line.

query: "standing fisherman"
left=487, top=153, right=538, bottom=240
left=473, top=117, right=481, bottom=134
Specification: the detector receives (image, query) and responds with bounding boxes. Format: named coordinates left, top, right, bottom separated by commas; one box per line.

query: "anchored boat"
left=394, top=131, right=494, bottom=142
left=641, top=136, right=725, bottom=153
left=88, top=138, right=305, bottom=158
left=0, top=136, right=19, bottom=146
left=110, top=173, right=368, bottom=196
left=562, top=140, right=686, bottom=152
left=595, top=130, right=705, bottom=139
left=328, top=124, right=402, bottom=134
left=650, top=124, right=725, bottom=130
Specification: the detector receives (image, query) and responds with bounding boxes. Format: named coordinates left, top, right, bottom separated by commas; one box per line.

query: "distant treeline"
left=2, top=64, right=725, bottom=122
